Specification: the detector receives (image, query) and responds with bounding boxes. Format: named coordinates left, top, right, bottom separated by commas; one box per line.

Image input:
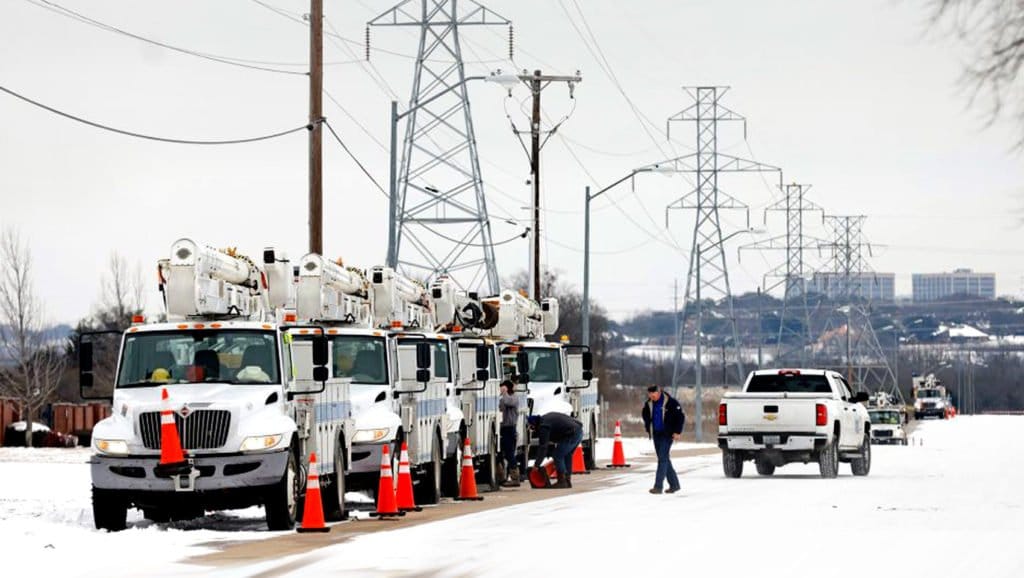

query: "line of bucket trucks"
left=78, top=239, right=600, bottom=531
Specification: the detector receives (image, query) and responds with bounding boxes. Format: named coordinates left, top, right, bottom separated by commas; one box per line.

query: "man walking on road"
left=527, top=412, right=583, bottom=488
left=642, top=385, right=684, bottom=494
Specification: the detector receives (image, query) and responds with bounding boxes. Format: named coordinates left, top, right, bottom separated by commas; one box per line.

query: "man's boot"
left=551, top=472, right=570, bottom=489
left=502, top=467, right=521, bottom=487
left=564, top=472, right=572, bottom=489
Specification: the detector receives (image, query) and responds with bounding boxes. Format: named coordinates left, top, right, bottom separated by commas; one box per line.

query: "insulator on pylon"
left=508, top=25, right=514, bottom=61
left=365, top=26, right=371, bottom=61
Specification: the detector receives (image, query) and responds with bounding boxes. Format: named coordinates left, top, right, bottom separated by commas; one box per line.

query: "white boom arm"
left=296, top=253, right=373, bottom=326
left=162, top=238, right=267, bottom=320
left=429, top=276, right=494, bottom=332
left=370, top=266, right=435, bottom=329
left=484, top=290, right=559, bottom=340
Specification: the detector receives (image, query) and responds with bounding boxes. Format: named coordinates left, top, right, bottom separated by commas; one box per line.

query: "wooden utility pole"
left=522, top=69, right=581, bottom=300
left=309, top=0, right=324, bottom=254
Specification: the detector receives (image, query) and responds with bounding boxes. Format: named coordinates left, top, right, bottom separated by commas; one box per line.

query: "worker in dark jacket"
left=527, top=412, right=583, bottom=488
left=641, top=385, right=684, bottom=494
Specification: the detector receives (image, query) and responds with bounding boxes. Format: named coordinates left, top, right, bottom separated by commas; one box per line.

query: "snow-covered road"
left=2, top=417, right=1022, bottom=577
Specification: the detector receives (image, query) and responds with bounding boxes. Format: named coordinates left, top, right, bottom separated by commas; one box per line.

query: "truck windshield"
left=525, top=348, right=562, bottom=383
left=870, top=411, right=901, bottom=425
left=746, top=374, right=831, bottom=394
left=331, top=335, right=388, bottom=385
left=917, top=388, right=940, bottom=398
left=117, top=330, right=279, bottom=387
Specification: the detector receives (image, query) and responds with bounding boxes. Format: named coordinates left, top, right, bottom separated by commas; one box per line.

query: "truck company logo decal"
left=762, top=414, right=777, bottom=421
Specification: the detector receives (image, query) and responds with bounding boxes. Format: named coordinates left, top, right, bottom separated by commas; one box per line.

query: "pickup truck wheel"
left=722, top=450, right=743, bottom=478
left=818, top=441, right=839, bottom=479
left=851, top=433, right=871, bottom=476
left=265, top=450, right=300, bottom=531
left=754, top=456, right=775, bottom=476
left=92, top=487, right=128, bottom=531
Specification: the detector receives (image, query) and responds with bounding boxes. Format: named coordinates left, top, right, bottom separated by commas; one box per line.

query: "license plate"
left=763, top=435, right=781, bottom=445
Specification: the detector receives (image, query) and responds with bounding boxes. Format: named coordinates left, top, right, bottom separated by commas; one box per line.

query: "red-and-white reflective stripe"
left=160, top=410, right=175, bottom=425
left=308, top=474, right=320, bottom=490
left=399, top=460, right=411, bottom=475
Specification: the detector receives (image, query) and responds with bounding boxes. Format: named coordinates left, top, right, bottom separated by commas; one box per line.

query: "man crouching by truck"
left=527, top=412, right=583, bottom=488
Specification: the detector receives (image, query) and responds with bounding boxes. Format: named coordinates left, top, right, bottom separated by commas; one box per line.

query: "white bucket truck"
left=488, top=290, right=601, bottom=470
left=79, top=239, right=332, bottom=531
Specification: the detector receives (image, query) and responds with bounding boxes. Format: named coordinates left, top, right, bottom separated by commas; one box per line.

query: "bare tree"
left=930, top=0, right=1024, bottom=148
left=0, top=228, right=66, bottom=447
left=95, top=251, right=145, bottom=330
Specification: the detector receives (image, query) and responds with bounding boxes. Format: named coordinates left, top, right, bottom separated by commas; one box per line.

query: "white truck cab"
left=718, top=369, right=872, bottom=479
left=80, top=239, right=332, bottom=531
left=867, top=408, right=907, bottom=445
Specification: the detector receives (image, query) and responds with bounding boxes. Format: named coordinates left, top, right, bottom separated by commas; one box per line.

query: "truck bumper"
left=90, top=450, right=289, bottom=492
left=719, top=433, right=827, bottom=452
left=349, top=442, right=386, bottom=475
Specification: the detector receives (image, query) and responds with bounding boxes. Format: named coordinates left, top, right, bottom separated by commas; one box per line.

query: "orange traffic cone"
left=454, top=438, right=484, bottom=501
left=571, top=444, right=590, bottom=475
left=528, top=458, right=559, bottom=488
left=297, top=452, right=330, bottom=533
left=395, top=442, right=422, bottom=512
left=606, top=420, right=631, bottom=468
left=370, top=444, right=404, bottom=518
left=154, top=388, right=190, bottom=476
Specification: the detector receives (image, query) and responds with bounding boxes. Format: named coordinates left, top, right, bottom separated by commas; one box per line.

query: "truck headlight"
left=353, top=428, right=390, bottom=443
left=94, top=439, right=129, bottom=455
left=240, top=434, right=285, bottom=452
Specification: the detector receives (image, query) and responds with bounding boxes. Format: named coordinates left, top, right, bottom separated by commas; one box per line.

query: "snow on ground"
left=217, top=416, right=1024, bottom=577
left=4, top=420, right=1023, bottom=577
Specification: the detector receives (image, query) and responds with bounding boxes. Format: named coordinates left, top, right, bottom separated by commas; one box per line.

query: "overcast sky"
left=2, top=0, right=1023, bottom=325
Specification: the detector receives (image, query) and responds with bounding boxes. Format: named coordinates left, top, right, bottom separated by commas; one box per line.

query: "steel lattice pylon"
left=657, top=87, right=781, bottom=388
left=370, top=0, right=507, bottom=294
left=814, top=215, right=902, bottom=402
left=742, top=183, right=823, bottom=364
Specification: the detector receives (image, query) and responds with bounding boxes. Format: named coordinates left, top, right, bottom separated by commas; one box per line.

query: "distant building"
left=808, top=272, right=895, bottom=302
left=912, top=269, right=995, bottom=302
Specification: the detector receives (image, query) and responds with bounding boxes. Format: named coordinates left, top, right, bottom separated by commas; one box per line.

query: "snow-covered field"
left=3, top=417, right=1023, bottom=577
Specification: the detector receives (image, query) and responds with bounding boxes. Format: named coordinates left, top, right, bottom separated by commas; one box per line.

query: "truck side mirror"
left=416, top=342, right=431, bottom=370
left=312, top=366, right=329, bottom=383
left=476, top=369, right=489, bottom=382
left=475, top=345, right=489, bottom=370
left=416, top=369, right=430, bottom=383
left=582, top=370, right=593, bottom=381
left=853, top=391, right=869, bottom=403
left=312, top=334, right=329, bottom=367
left=79, top=340, right=94, bottom=374
left=516, top=351, right=530, bottom=385
left=582, top=351, right=593, bottom=371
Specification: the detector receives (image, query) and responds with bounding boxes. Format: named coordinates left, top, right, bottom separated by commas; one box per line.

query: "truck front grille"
left=139, top=410, right=231, bottom=450
left=874, top=430, right=893, bottom=438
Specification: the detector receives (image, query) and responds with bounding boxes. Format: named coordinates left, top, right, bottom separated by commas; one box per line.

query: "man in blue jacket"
left=641, top=385, right=684, bottom=494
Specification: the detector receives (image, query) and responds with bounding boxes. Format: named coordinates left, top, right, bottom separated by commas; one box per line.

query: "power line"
left=24, top=0, right=310, bottom=75
left=0, top=84, right=311, bottom=145
left=420, top=223, right=530, bottom=248
left=322, top=120, right=387, bottom=197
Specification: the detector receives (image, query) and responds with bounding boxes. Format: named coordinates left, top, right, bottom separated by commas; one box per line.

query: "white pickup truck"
left=717, top=369, right=872, bottom=479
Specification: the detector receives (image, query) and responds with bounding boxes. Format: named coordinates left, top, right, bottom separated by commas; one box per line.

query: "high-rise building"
left=912, top=269, right=995, bottom=302
left=808, top=272, right=895, bottom=302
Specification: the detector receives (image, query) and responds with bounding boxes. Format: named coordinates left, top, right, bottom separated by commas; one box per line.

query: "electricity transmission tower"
left=741, top=183, right=823, bottom=365
left=369, top=0, right=509, bottom=294
left=815, top=215, right=902, bottom=402
left=662, top=87, right=780, bottom=389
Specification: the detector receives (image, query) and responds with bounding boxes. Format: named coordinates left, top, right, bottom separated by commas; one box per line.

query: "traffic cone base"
left=571, top=444, right=590, bottom=475
left=372, top=444, right=403, bottom=518
left=395, top=442, right=422, bottom=512
left=297, top=452, right=331, bottom=533
left=606, top=419, right=631, bottom=468
left=454, top=438, right=484, bottom=501
left=528, top=459, right=559, bottom=489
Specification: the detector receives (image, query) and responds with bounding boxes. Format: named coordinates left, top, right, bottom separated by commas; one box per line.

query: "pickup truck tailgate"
left=723, top=394, right=824, bottom=433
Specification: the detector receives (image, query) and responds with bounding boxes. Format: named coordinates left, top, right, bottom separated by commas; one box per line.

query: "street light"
left=692, top=227, right=764, bottom=443
left=386, top=73, right=514, bottom=268
left=581, top=164, right=674, bottom=346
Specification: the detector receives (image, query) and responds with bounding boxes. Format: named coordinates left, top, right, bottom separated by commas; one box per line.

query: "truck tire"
left=415, top=434, right=443, bottom=505
left=265, top=450, right=300, bottom=531
left=818, top=440, right=839, bottom=479
left=441, top=430, right=465, bottom=498
left=722, top=450, right=743, bottom=478
left=323, top=436, right=347, bottom=521
left=476, top=424, right=500, bottom=491
left=754, top=456, right=775, bottom=476
left=92, top=487, right=128, bottom=532
left=851, top=433, right=871, bottom=477
left=583, top=416, right=598, bottom=470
